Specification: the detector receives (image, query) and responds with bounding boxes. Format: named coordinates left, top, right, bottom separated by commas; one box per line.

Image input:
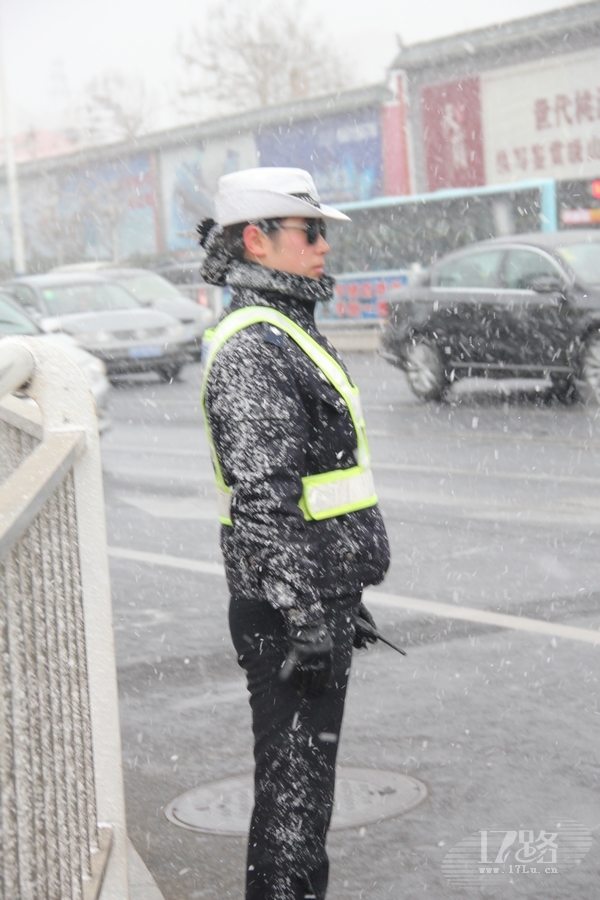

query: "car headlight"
left=77, top=330, right=113, bottom=345
left=166, top=324, right=186, bottom=341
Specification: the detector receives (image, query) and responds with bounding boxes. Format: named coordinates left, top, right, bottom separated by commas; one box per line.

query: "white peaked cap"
left=214, top=167, right=351, bottom=226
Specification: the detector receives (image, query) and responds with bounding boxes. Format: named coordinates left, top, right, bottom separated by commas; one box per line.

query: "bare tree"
left=79, top=166, right=135, bottom=262
left=83, top=71, right=156, bottom=143
left=22, top=172, right=87, bottom=269
left=176, top=0, right=352, bottom=117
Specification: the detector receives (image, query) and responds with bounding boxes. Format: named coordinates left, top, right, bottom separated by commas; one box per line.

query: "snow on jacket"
left=202, top=257, right=390, bottom=625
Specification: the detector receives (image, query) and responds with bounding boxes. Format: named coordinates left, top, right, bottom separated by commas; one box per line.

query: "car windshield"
left=556, top=243, right=600, bottom=285
left=0, top=294, right=39, bottom=335
left=115, top=273, right=184, bottom=302
left=41, top=282, right=140, bottom=316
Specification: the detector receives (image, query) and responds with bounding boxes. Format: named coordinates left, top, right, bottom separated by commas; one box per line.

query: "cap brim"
left=319, top=202, right=351, bottom=222
left=215, top=189, right=351, bottom=226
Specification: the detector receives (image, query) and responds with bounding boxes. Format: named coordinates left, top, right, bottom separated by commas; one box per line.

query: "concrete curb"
left=320, top=322, right=383, bottom=352
left=128, top=841, right=165, bottom=900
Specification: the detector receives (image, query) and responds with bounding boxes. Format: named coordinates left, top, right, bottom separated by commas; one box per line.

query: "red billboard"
left=382, top=73, right=412, bottom=196
left=421, top=77, right=485, bottom=191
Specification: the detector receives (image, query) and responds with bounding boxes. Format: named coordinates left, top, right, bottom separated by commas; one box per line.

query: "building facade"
left=0, top=85, right=399, bottom=269
left=389, top=0, right=600, bottom=196
left=2, top=2, right=600, bottom=271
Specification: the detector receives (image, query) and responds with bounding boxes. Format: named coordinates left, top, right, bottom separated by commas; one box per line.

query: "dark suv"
left=381, top=230, right=600, bottom=402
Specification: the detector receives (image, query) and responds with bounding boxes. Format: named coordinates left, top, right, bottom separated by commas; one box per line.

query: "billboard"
left=481, top=47, right=600, bottom=185
left=18, top=154, right=158, bottom=265
left=420, top=77, right=485, bottom=191
left=324, top=270, right=408, bottom=320
left=160, top=136, right=258, bottom=251
left=382, top=74, right=412, bottom=196
left=256, top=108, right=383, bottom=203
left=66, top=154, right=158, bottom=260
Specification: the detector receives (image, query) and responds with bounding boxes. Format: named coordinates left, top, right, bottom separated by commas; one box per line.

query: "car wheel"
left=157, top=363, right=183, bottom=383
left=404, top=338, right=448, bottom=401
left=581, top=332, right=600, bottom=403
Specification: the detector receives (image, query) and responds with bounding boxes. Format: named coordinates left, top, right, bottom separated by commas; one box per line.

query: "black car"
left=381, top=230, right=600, bottom=402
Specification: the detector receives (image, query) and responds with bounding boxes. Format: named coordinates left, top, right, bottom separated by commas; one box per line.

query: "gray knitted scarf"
left=198, top=218, right=335, bottom=306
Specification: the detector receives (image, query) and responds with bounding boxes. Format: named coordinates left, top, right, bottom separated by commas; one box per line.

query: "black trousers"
left=229, top=592, right=359, bottom=900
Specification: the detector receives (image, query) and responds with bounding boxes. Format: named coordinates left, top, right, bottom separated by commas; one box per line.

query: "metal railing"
left=0, top=338, right=129, bottom=900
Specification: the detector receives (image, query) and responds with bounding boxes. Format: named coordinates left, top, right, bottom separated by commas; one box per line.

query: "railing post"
left=0, top=336, right=129, bottom=899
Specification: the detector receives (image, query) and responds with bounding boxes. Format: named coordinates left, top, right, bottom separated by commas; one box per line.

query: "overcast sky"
left=1, top=0, right=585, bottom=133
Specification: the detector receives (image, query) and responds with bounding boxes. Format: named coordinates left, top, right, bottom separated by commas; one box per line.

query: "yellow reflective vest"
left=201, top=307, right=378, bottom=526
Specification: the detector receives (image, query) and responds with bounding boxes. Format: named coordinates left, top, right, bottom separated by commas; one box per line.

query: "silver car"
left=95, top=268, right=212, bottom=361
left=3, top=274, right=189, bottom=382
left=51, top=264, right=214, bottom=360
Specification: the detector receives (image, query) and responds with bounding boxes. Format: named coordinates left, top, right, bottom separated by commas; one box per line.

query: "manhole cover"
left=164, top=768, right=427, bottom=835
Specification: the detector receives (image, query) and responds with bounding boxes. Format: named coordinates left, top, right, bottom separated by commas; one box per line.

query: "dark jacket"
left=203, top=259, right=390, bottom=624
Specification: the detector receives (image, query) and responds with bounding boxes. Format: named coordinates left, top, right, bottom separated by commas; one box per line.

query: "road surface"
left=101, top=357, right=600, bottom=899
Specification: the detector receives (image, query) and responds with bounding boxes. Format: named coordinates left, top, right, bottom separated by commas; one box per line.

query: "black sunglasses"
left=275, top=218, right=327, bottom=245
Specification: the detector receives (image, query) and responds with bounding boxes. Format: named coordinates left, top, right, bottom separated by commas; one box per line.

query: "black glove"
left=280, top=617, right=333, bottom=697
left=354, top=601, right=378, bottom=649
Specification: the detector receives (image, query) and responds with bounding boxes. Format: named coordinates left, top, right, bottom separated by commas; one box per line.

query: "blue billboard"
left=256, top=107, right=382, bottom=204
left=61, top=154, right=158, bottom=261
left=160, top=136, right=259, bottom=251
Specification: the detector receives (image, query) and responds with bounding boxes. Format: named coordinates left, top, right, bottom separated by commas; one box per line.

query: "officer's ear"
left=243, top=223, right=271, bottom=260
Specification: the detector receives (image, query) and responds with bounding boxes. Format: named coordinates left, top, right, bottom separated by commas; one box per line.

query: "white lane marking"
left=468, top=509, right=600, bottom=525
left=373, top=461, right=600, bottom=487
left=110, top=482, right=600, bottom=525
left=107, top=547, right=600, bottom=647
left=108, top=546, right=225, bottom=577
left=104, top=446, right=600, bottom=487
left=102, top=464, right=213, bottom=483
left=377, top=486, right=600, bottom=523
left=364, top=590, right=600, bottom=647
left=103, top=444, right=208, bottom=458
left=121, top=495, right=218, bottom=521
left=129, top=399, right=202, bottom=405
left=369, top=428, right=600, bottom=451
left=440, top=544, right=496, bottom=560
left=172, top=683, right=247, bottom=711
left=113, top=608, right=173, bottom=631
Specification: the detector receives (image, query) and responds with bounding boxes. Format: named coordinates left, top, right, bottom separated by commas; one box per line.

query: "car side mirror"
left=530, top=276, right=565, bottom=293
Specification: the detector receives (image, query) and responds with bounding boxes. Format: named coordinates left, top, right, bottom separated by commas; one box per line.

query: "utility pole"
left=0, top=11, right=26, bottom=274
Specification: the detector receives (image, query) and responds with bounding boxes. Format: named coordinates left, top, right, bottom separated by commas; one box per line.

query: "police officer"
left=198, top=167, right=390, bottom=900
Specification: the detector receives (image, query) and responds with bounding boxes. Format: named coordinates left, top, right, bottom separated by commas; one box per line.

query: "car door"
left=429, top=249, right=505, bottom=368
left=500, top=248, right=575, bottom=369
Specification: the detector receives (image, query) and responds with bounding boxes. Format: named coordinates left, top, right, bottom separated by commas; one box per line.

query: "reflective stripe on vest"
left=201, top=307, right=378, bottom=526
